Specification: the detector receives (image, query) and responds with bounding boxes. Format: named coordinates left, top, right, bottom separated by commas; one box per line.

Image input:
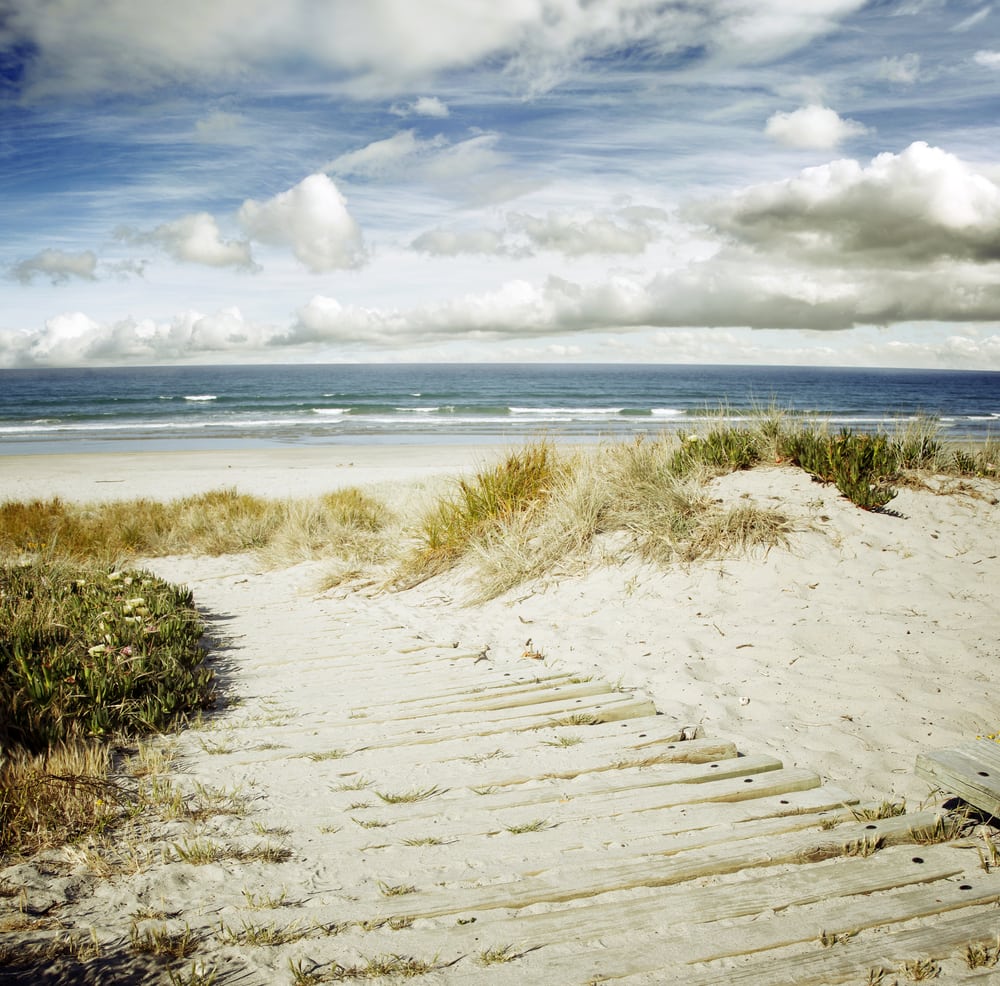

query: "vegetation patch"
left=0, top=562, right=214, bottom=855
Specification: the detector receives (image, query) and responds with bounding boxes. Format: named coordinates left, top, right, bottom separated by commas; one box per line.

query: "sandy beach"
left=3, top=444, right=1000, bottom=983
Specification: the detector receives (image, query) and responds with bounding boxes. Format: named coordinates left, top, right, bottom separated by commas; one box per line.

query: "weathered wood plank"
left=386, top=760, right=806, bottom=834
left=468, top=738, right=739, bottom=790
left=322, top=694, right=660, bottom=749
left=916, top=739, right=1000, bottom=817
left=434, top=843, right=968, bottom=954
left=368, top=681, right=619, bottom=720
left=677, top=904, right=1000, bottom=986
left=383, top=810, right=944, bottom=921
left=509, top=852, right=997, bottom=982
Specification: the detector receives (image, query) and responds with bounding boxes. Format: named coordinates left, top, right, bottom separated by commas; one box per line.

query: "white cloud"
left=413, top=206, right=670, bottom=257
left=411, top=228, right=513, bottom=257
left=1, top=306, right=278, bottom=366
left=390, top=96, right=450, bottom=118
left=878, top=52, right=921, bottom=84
left=507, top=209, right=664, bottom=256
left=120, top=213, right=256, bottom=270
left=764, top=104, right=869, bottom=149
left=326, top=130, right=503, bottom=184
left=325, top=130, right=434, bottom=179
left=689, top=142, right=1000, bottom=264
left=237, top=174, right=366, bottom=272
left=974, top=49, right=1000, bottom=68
left=326, top=129, right=530, bottom=203
left=4, top=0, right=869, bottom=99
left=11, top=248, right=97, bottom=284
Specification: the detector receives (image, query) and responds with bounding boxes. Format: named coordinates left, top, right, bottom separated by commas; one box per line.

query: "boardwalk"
left=3, top=559, right=998, bottom=985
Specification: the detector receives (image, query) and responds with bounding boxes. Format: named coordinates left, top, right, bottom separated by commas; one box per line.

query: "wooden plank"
left=677, top=905, right=1000, bottom=986
left=383, top=810, right=943, bottom=921
left=367, top=681, right=618, bottom=720
left=469, top=738, right=739, bottom=789
left=341, top=783, right=853, bottom=858
left=504, top=852, right=996, bottom=981
left=432, top=843, right=968, bottom=954
left=325, top=695, right=660, bottom=749
left=387, top=759, right=801, bottom=831
left=916, top=739, right=1000, bottom=817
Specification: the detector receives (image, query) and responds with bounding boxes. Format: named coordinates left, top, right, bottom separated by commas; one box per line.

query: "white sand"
left=4, top=446, right=999, bottom=982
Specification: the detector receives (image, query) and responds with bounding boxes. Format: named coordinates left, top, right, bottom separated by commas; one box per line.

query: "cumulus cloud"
left=10, top=248, right=97, bottom=284
left=764, top=104, right=869, bottom=149
left=390, top=96, right=450, bottom=117
left=878, top=52, right=921, bottom=84
left=688, top=142, right=1000, bottom=264
left=1, top=306, right=278, bottom=366
left=119, top=213, right=256, bottom=270
left=974, top=49, right=1000, bottom=68
left=507, top=209, right=665, bottom=256
left=2, top=0, right=869, bottom=100
left=237, top=174, right=366, bottom=272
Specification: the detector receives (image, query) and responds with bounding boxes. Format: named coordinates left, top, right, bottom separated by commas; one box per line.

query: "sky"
left=2, top=0, right=1000, bottom=370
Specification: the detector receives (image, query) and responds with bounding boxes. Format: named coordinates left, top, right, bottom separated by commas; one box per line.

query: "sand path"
left=8, top=538, right=1000, bottom=985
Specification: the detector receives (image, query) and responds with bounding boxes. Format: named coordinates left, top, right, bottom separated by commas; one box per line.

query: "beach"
left=3, top=444, right=1000, bottom=982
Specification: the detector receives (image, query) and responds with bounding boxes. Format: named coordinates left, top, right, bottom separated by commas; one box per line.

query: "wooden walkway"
left=3, top=576, right=999, bottom=985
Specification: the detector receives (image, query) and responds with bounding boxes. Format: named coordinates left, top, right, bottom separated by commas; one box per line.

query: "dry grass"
left=0, top=741, right=119, bottom=855
left=0, top=486, right=394, bottom=569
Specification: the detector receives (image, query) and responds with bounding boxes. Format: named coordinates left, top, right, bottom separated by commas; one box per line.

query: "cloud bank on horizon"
left=1, top=0, right=1000, bottom=369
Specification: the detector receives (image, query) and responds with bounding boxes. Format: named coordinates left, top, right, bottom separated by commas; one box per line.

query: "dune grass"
left=0, top=486, right=393, bottom=569
left=0, top=420, right=995, bottom=860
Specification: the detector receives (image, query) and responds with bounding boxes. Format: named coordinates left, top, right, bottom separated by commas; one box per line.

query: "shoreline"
left=0, top=445, right=495, bottom=503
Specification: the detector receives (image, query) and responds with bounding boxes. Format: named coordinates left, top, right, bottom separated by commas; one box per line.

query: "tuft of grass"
left=542, top=734, right=584, bottom=747
left=332, top=777, right=370, bottom=792
left=129, top=921, right=199, bottom=959
left=375, top=786, right=443, bottom=804
left=241, top=887, right=289, bottom=909
left=965, top=940, right=1000, bottom=969
left=898, top=957, right=940, bottom=980
left=402, top=836, right=444, bottom=846
left=216, top=919, right=307, bottom=946
left=353, top=817, right=389, bottom=829
left=291, top=954, right=440, bottom=983
left=505, top=818, right=551, bottom=834
left=377, top=881, right=417, bottom=897
left=844, top=835, right=884, bottom=857
left=909, top=816, right=963, bottom=845
left=852, top=801, right=906, bottom=821
left=0, top=741, right=119, bottom=855
left=399, top=443, right=559, bottom=583
left=478, top=944, right=521, bottom=965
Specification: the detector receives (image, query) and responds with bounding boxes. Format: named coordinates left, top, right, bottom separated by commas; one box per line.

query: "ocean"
left=0, top=363, right=997, bottom=455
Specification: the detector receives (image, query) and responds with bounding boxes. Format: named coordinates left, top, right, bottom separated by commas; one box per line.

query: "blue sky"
left=2, top=0, right=999, bottom=368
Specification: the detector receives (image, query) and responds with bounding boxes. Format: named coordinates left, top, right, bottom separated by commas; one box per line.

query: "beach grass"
left=1, top=421, right=996, bottom=858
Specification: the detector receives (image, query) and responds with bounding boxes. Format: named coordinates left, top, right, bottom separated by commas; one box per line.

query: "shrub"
left=782, top=429, right=899, bottom=510
left=0, top=562, right=214, bottom=752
